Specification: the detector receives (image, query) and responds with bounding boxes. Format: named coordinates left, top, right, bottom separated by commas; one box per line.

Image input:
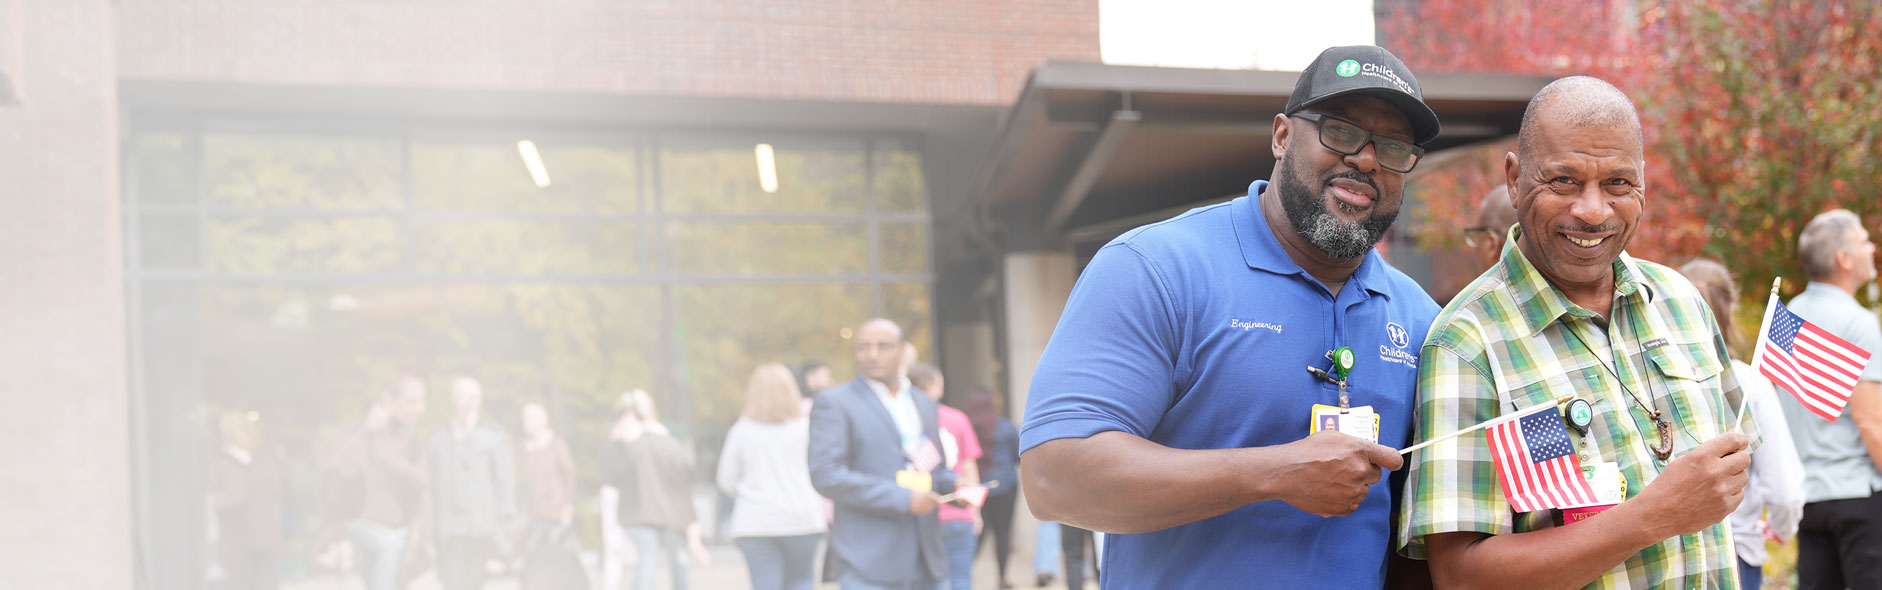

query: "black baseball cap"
left=1285, top=46, right=1441, bottom=146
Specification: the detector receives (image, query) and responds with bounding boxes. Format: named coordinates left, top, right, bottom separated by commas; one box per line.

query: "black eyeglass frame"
left=1462, top=225, right=1500, bottom=247
left=1289, top=112, right=1426, bottom=173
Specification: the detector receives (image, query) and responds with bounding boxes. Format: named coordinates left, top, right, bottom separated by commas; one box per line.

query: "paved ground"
left=281, top=539, right=1095, bottom=590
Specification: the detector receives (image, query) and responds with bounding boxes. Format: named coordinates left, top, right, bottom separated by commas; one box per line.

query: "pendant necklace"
left=1563, top=311, right=1674, bottom=460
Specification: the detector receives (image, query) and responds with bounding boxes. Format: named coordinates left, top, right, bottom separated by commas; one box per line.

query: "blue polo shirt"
left=1020, top=180, right=1439, bottom=589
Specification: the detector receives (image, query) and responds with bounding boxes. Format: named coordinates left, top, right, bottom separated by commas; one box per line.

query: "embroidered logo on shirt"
left=1230, top=319, right=1282, bottom=334
left=1380, top=321, right=1417, bottom=369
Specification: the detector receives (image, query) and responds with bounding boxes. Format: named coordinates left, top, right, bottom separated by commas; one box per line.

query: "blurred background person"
left=348, top=376, right=429, bottom=590
left=718, top=363, right=827, bottom=590
left=965, top=388, right=1021, bottom=590
left=909, top=361, right=981, bottom=590
left=601, top=389, right=709, bottom=590
left=1032, top=522, right=1060, bottom=588
left=514, top=403, right=577, bottom=574
left=799, top=361, right=837, bottom=397
left=1462, top=185, right=1517, bottom=272
left=209, top=410, right=285, bottom=590
left=424, top=377, right=516, bottom=590
left=1678, top=259, right=1806, bottom=589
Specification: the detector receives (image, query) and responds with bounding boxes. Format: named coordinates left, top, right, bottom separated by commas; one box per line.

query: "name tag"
left=896, top=470, right=932, bottom=493
left=1309, top=404, right=1380, bottom=444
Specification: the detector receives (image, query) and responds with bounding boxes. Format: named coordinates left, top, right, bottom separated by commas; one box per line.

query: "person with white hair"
left=1781, top=208, right=1882, bottom=589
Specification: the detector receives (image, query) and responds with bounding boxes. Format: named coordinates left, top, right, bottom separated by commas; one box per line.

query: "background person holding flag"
left=1397, top=76, right=1753, bottom=589
left=809, top=317, right=956, bottom=590
left=1768, top=209, right=1882, bottom=590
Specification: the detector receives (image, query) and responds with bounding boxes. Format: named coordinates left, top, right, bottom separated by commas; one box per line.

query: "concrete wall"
left=0, top=0, right=132, bottom=587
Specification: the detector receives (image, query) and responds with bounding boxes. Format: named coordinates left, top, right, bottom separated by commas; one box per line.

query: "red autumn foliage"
left=1383, top=0, right=1882, bottom=300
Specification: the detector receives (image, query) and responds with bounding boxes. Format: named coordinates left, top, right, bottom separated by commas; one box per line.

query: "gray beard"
left=1275, top=157, right=1397, bottom=260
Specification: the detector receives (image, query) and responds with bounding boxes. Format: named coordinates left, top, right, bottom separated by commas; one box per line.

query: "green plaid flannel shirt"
left=1398, top=228, right=1752, bottom=589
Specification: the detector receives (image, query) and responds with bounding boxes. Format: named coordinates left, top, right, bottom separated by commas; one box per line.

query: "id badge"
left=1562, top=461, right=1626, bottom=524
left=895, top=469, right=932, bottom=493
left=1309, top=404, right=1380, bottom=444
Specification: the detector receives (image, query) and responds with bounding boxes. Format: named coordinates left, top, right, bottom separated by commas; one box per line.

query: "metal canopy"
left=951, top=61, right=1550, bottom=265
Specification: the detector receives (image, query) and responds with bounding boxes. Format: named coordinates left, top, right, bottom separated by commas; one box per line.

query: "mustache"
left=1326, top=171, right=1378, bottom=194
left=1554, top=222, right=1624, bottom=234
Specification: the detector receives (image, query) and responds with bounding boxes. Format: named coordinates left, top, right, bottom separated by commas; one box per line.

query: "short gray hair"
left=1799, top=209, right=1864, bottom=280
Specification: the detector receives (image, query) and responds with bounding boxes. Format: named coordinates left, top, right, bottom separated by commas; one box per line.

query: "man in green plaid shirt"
left=1397, top=76, right=1754, bottom=589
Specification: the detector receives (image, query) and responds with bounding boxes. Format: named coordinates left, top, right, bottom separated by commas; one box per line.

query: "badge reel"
left=1306, top=347, right=1377, bottom=443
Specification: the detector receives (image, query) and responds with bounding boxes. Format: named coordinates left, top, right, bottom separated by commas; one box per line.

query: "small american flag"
left=1489, top=405, right=1598, bottom=513
left=908, top=437, right=943, bottom=473
left=1760, top=301, right=1874, bottom=421
left=952, top=484, right=990, bottom=508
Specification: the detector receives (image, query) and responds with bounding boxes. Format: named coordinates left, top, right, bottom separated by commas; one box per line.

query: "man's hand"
left=1635, top=432, right=1751, bottom=537
left=908, top=491, right=941, bottom=515
left=1265, top=430, right=1403, bottom=517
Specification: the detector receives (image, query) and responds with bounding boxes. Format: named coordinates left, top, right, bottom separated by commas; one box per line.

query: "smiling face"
left=1273, top=94, right=1414, bottom=259
left=1507, top=105, right=1644, bottom=300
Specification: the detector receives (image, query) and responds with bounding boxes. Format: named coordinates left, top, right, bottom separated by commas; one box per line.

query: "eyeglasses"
left=1290, top=112, right=1425, bottom=173
left=1462, top=225, right=1500, bottom=247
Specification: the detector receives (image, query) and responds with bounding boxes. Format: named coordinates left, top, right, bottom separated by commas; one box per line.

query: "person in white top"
left=719, top=363, right=829, bottom=590
left=1679, top=259, right=1806, bottom=589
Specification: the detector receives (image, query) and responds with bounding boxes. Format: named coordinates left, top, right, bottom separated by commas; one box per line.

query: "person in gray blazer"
left=809, top=317, right=957, bottom=590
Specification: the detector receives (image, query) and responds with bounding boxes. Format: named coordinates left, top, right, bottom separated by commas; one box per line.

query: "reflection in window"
left=661, top=143, right=867, bottom=214
left=878, top=222, right=930, bottom=274
left=205, top=218, right=402, bottom=273
left=135, top=133, right=197, bottom=205
left=413, top=141, right=638, bottom=213
left=876, top=147, right=927, bottom=214
left=139, top=213, right=200, bottom=269
left=666, top=220, right=868, bottom=275
left=882, top=281, right=935, bottom=360
left=203, top=135, right=402, bottom=210
left=413, top=220, right=638, bottom=275
left=674, top=283, right=872, bottom=426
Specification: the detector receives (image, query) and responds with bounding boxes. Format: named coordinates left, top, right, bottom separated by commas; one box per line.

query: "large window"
left=126, top=124, right=932, bottom=585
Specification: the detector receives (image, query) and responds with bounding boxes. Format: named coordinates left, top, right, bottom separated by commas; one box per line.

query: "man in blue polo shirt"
left=1019, top=45, right=1442, bottom=588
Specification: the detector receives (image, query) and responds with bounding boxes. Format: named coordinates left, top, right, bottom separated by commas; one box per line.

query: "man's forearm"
left=1425, top=500, right=1668, bottom=590
left=1845, top=383, right=1882, bottom=468
left=1021, top=431, right=1276, bottom=534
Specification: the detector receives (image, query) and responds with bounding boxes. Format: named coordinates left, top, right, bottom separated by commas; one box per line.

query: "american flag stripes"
left=1759, top=300, right=1874, bottom=421
left=1488, top=405, right=1599, bottom=513
left=908, top=437, right=943, bottom=473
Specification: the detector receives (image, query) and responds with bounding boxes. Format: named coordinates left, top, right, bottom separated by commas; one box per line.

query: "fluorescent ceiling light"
left=517, top=140, right=551, bottom=188
left=755, top=143, right=779, bottom=193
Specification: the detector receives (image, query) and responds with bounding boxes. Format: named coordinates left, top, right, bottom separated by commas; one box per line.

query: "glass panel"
left=666, top=221, right=867, bottom=275
left=878, top=221, right=930, bottom=274
left=134, top=133, right=196, bottom=205
left=875, top=146, right=926, bottom=214
left=138, top=213, right=200, bottom=269
left=204, top=217, right=403, bottom=273
left=674, top=282, right=872, bottom=429
left=413, top=140, right=638, bottom=213
left=660, top=141, right=867, bottom=214
left=413, top=220, right=637, bottom=275
left=203, top=135, right=402, bottom=210
left=882, top=281, right=935, bottom=363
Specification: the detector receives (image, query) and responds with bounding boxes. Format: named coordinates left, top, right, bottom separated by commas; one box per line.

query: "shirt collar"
left=863, top=375, right=913, bottom=400
left=1799, top=281, right=1859, bottom=305
left=1232, top=179, right=1391, bottom=300
left=1498, top=223, right=1655, bottom=337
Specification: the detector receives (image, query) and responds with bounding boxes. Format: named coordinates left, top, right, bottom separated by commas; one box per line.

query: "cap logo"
left=1335, top=60, right=1361, bottom=77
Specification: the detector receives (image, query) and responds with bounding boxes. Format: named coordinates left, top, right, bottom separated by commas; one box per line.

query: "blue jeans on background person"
left=626, top=526, right=689, bottom=590
left=1739, top=558, right=1762, bottom=590
left=346, top=520, right=408, bottom=590
left=941, top=521, right=977, bottom=590
left=734, top=534, right=822, bottom=590
left=1033, top=521, right=1060, bottom=580
left=839, top=568, right=944, bottom=590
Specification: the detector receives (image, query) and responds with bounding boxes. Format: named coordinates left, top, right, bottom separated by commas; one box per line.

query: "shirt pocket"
left=1496, top=361, right=1603, bottom=414
left=1644, top=340, right=1731, bottom=454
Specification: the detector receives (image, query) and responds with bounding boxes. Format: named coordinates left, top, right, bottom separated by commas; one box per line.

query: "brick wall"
left=116, top=0, right=1101, bottom=105
left=0, top=0, right=132, bottom=587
